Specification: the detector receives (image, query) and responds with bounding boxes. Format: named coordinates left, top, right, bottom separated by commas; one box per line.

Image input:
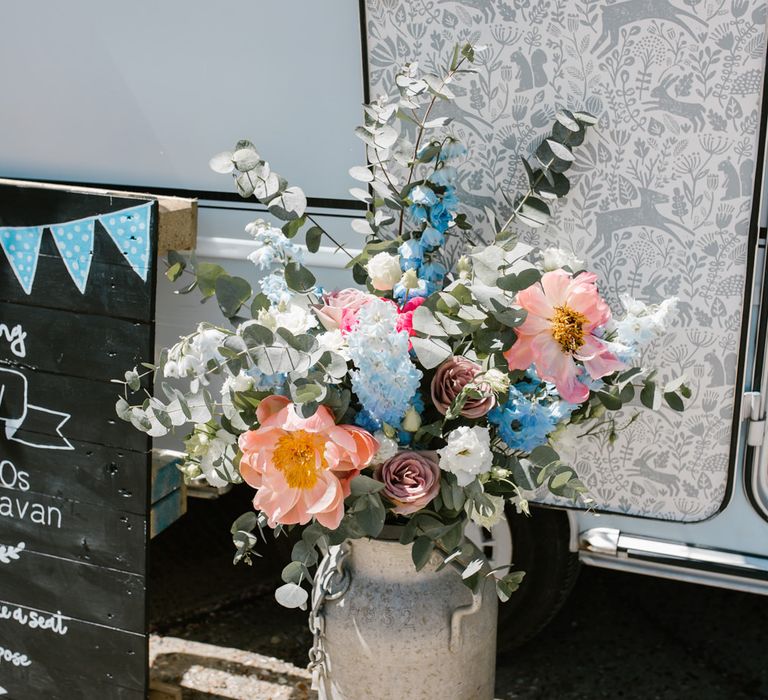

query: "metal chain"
left=308, top=543, right=351, bottom=698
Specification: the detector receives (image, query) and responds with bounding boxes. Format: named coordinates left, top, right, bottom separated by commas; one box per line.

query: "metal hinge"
left=744, top=391, right=765, bottom=447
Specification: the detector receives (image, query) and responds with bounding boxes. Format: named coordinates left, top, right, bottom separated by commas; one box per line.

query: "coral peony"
left=504, top=270, right=625, bottom=403
left=373, top=451, right=441, bottom=515
left=238, top=396, right=378, bottom=529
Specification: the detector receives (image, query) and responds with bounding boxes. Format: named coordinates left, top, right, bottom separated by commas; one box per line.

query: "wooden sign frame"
left=0, top=179, right=194, bottom=698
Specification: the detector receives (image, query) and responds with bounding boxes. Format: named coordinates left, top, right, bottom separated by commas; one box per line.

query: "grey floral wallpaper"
left=366, top=0, right=767, bottom=521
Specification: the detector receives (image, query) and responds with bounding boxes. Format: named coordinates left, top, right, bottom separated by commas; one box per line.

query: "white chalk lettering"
left=0, top=323, right=26, bottom=358
left=0, top=495, right=62, bottom=529
left=0, top=605, right=68, bottom=636
left=0, top=460, right=29, bottom=492
left=0, top=645, right=31, bottom=667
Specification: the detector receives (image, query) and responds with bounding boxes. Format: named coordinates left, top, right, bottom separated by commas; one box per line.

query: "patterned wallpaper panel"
left=365, top=0, right=767, bottom=521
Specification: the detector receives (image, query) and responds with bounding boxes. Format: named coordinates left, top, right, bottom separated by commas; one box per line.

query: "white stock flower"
left=437, top=425, right=493, bottom=487
left=366, top=252, right=402, bottom=291
left=541, top=247, right=584, bottom=272
left=257, top=302, right=318, bottom=335
left=317, top=329, right=350, bottom=360
left=614, top=295, right=678, bottom=348
left=199, top=429, right=238, bottom=487
left=221, top=371, right=254, bottom=431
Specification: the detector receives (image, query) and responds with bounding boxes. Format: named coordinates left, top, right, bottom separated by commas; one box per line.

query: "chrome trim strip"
left=578, top=527, right=768, bottom=593
left=580, top=552, right=768, bottom=597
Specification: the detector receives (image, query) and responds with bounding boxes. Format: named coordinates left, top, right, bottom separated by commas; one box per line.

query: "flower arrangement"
left=117, top=44, right=684, bottom=608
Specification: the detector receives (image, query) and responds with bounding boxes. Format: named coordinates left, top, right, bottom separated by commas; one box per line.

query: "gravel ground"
left=149, top=487, right=768, bottom=700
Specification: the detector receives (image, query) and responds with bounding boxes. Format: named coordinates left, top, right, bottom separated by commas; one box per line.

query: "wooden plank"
left=0, top=232, right=154, bottom=321
left=0, top=549, right=145, bottom=632
left=0, top=177, right=196, bottom=254
left=0, top=486, right=146, bottom=574
left=1, top=369, right=150, bottom=452
left=1, top=438, right=148, bottom=515
left=0, top=301, right=151, bottom=382
left=150, top=488, right=187, bottom=539
left=0, top=602, right=147, bottom=696
left=151, top=455, right=183, bottom=504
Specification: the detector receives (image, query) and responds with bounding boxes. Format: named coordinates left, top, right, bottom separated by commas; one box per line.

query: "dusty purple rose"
left=430, top=356, right=495, bottom=419
left=374, top=451, right=441, bottom=515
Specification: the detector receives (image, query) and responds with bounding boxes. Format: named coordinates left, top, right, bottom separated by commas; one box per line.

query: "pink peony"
left=504, top=269, right=625, bottom=403
left=238, top=396, right=378, bottom=529
left=373, top=451, right=441, bottom=515
left=314, top=288, right=376, bottom=334
left=431, top=356, right=495, bottom=418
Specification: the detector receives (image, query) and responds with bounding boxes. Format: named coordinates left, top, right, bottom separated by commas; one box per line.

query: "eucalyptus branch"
left=306, top=214, right=354, bottom=260
left=398, top=54, right=471, bottom=239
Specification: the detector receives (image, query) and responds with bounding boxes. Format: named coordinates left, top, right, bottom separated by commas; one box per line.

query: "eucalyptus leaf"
left=284, top=262, right=317, bottom=293
left=412, top=536, right=435, bottom=571
left=215, top=275, right=252, bottom=318
left=410, top=336, right=453, bottom=369
left=274, top=583, right=308, bottom=609
left=268, top=186, right=307, bottom=220
left=305, top=226, right=323, bottom=253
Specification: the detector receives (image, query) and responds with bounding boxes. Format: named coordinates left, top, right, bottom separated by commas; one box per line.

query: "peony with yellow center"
left=238, top=396, right=379, bottom=529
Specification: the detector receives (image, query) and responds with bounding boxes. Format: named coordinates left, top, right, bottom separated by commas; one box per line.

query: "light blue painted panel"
left=0, top=1, right=364, bottom=199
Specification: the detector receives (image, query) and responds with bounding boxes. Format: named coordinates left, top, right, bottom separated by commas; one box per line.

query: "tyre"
left=467, top=505, right=580, bottom=651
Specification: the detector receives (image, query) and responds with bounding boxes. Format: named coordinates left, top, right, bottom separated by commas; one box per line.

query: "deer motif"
left=645, top=76, right=706, bottom=131
left=509, top=49, right=547, bottom=92
left=627, top=450, right=681, bottom=496
left=593, top=0, right=706, bottom=58
left=587, top=188, right=692, bottom=258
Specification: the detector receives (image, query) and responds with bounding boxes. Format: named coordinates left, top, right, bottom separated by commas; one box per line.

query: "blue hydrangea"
left=346, top=299, right=423, bottom=426
left=488, top=387, right=556, bottom=453
left=354, top=409, right=382, bottom=433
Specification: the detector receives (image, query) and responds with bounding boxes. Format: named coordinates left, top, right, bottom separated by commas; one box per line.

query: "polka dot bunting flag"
left=97, top=202, right=152, bottom=281
left=50, top=217, right=96, bottom=293
left=0, top=226, right=44, bottom=294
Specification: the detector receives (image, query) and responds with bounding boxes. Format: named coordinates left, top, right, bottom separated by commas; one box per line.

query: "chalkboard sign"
left=0, top=180, right=188, bottom=699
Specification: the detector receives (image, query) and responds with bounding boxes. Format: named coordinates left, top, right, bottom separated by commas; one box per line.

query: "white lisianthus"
left=221, top=371, right=254, bottom=431
left=482, top=368, right=510, bottom=394
left=541, top=247, right=584, bottom=272
left=399, top=268, right=420, bottom=290
left=372, top=430, right=398, bottom=464
left=614, top=295, right=678, bottom=348
left=437, top=425, right=493, bottom=487
left=257, top=302, right=318, bottom=335
left=366, top=252, right=402, bottom=291
left=469, top=494, right=506, bottom=529
left=317, top=329, right=350, bottom=360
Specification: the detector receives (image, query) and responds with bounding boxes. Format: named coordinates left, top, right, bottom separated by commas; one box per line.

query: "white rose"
left=437, top=425, right=493, bottom=487
left=541, top=247, right=584, bottom=272
left=366, top=252, right=402, bottom=291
